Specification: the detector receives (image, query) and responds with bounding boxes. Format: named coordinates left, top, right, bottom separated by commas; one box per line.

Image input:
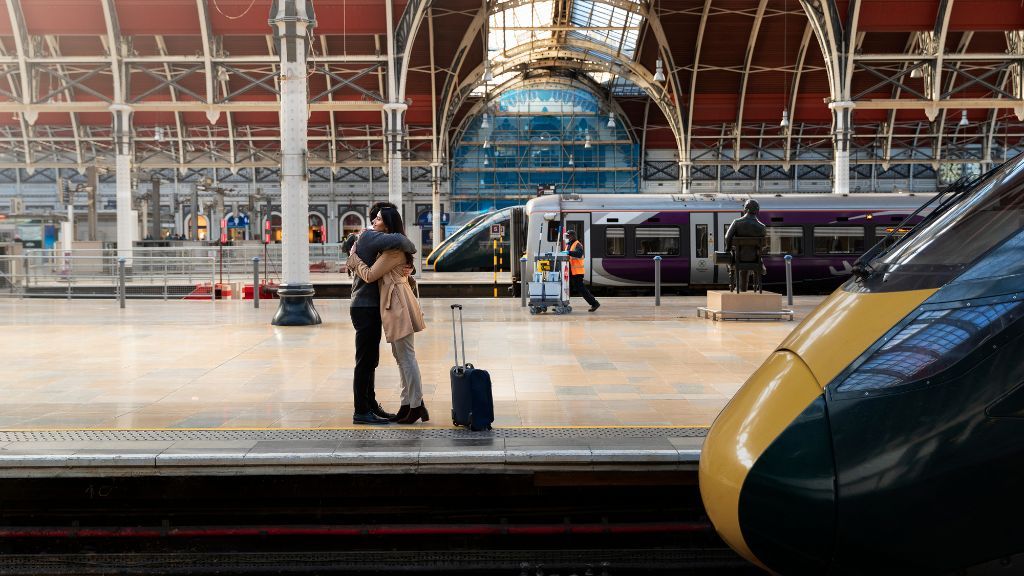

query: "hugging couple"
left=344, top=202, right=428, bottom=426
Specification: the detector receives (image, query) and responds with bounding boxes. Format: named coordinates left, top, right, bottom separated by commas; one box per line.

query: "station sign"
left=226, top=214, right=250, bottom=228
left=489, top=224, right=505, bottom=239
left=417, top=211, right=449, bottom=226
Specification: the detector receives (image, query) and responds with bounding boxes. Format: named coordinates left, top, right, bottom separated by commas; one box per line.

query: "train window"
left=546, top=222, right=560, bottom=242
left=605, top=227, right=625, bottom=257
left=765, top=227, right=804, bottom=255
left=834, top=299, right=1021, bottom=394
left=636, top=227, right=680, bottom=256
left=695, top=224, right=709, bottom=258
left=813, top=226, right=865, bottom=254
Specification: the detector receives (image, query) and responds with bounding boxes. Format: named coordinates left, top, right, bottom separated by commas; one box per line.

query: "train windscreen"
left=853, top=154, right=1024, bottom=292
left=425, top=212, right=491, bottom=265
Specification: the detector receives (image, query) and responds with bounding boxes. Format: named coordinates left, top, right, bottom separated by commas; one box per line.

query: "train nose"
left=699, top=350, right=835, bottom=574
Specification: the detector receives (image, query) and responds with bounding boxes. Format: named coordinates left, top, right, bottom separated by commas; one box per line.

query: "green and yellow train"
left=700, top=153, right=1024, bottom=575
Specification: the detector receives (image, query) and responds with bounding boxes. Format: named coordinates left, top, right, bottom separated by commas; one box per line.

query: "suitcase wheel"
left=529, top=306, right=542, bottom=315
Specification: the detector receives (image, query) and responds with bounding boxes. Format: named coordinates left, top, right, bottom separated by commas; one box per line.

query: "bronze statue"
left=724, top=199, right=767, bottom=293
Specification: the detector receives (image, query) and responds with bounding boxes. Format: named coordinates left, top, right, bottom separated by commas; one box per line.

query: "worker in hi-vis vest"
left=565, top=229, right=601, bottom=312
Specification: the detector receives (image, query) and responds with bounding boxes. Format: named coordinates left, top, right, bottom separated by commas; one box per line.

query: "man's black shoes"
left=353, top=412, right=390, bottom=425
left=371, top=403, right=396, bottom=420
left=588, top=303, right=601, bottom=312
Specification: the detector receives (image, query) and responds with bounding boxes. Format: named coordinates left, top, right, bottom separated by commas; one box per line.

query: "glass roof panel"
left=489, top=1, right=555, bottom=57
left=569, top=0, right=643, bottom=60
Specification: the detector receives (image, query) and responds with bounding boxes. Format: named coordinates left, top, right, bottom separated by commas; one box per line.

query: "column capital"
left=383, top=102, right=409, bottom=114
left=268, top=0, right=316, bottom=24
left=827, top=100, right=855, bottom=110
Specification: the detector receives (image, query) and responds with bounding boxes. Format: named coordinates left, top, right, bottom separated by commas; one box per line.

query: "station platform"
left=0, top=295, right=824, bottom=477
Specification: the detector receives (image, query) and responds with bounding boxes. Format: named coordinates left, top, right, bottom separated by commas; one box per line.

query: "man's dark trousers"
left=570, top=274, right=599, bottom=308
left=350, top=306, right=382, bottom=414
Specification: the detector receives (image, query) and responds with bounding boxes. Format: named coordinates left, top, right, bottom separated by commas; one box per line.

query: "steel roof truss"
left=310, top=64, right=384, bottom=103
left=34, top=66, right=112, bottom=105
left=940, top=61, right=1016, bottom=100
left=42, top=35, right=84, bottom=168
left=851, top=63, right=929, bottom=101
left=128, top=63, right=206, bottom=104
left=0, top=67, right=20, bottom=100
left=215, top=64, right=281, bottom=103
left=732, top=0, right=769, bottom=161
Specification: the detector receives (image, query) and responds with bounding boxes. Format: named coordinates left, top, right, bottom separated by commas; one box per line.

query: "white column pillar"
left=110, top=104, right=134, bottom=263
left=830, top=100, right=854, bottom=195
left=270, top=0, right=321, bottom=325
left=384, top=102, right=408, bottom=211
left=430, top=161, right=442, bottom=252
left=679, top=160, right=691, bottom=194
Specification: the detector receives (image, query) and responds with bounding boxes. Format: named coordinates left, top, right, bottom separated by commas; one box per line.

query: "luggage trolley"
left=528, top=252, right=572, bottom=315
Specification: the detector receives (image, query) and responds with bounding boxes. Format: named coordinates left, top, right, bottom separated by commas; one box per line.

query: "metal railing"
left=0, top=254, right=218, bottom=301
left=22, top=243, right=349, bottom=282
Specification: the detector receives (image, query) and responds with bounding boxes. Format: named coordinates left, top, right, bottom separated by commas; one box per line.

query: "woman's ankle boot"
left=389, top=405, right=410, bottom=422
left=397, top=403, right=429, bottom=424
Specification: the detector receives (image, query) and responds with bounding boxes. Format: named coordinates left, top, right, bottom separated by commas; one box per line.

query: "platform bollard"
left=117, top=257, right=126, bottom=309
left=520, top=256, right=529, bottom=308
left=252, top=256, right=261, bottom=309
left=654, top=255, right=662, bottom=306
left=784, top=254, right=793, bottom=306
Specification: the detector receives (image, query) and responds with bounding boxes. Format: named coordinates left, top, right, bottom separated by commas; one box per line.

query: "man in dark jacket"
left=346, top=202, right=416, bottom=425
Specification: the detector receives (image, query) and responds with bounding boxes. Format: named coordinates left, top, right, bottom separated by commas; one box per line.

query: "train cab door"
left=563, top=214, right=590, bottom=282
left=690, top=213, right=714, bottom=284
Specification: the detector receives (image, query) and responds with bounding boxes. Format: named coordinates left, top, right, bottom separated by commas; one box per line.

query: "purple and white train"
left=522, top=192, right=933, bottom=293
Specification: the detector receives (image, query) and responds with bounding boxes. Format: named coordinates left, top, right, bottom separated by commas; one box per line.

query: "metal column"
left=150, top=176, right=161, bottom=240
left=86, top=166, right=98, bottom=241
left=830, top=101, right=853, bottom=194
left=110, top=104, right=134, bottom=265
left=270, top=0, right=321, bottom=326
left=384, top=0, right=405, bottom=214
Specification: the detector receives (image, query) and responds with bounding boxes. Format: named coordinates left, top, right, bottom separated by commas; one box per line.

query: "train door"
left=718, top=211, right=741, bottom=283
left=563, top=213, right=590, bottom=282
left=690, top=213, right=714, bottom=284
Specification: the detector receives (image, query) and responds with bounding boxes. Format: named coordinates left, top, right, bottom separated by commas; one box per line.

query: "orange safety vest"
left=568, top=239, right=585, bottom=276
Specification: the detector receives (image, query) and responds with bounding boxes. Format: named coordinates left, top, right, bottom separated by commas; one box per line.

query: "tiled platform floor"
left=0, top=295, right=824, bottom=430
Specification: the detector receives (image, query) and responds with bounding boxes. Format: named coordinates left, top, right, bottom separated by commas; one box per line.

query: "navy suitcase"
left=449, top=304, right=494, bottom=431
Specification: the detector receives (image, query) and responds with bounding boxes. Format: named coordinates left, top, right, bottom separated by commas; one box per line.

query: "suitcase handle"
left=451, top=304, right=467, bottom=368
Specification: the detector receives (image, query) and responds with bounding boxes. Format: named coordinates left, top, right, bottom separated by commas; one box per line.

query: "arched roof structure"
left=0, top=0, right=1022, bottom=188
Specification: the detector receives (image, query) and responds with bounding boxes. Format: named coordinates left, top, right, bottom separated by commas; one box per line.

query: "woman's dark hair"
left=378, top=207, right=414, bottom=266
left=378, top=207, right=405, bottom=236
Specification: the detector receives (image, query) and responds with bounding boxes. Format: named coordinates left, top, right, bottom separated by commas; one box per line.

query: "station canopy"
left=0, top=0, right=1022, bottom=183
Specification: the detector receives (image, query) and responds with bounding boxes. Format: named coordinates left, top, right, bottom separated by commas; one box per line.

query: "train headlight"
left=834, top=298, right=1022, bottom=395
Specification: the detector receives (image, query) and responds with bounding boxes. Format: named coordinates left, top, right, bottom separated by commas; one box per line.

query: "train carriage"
left=515, top=192, right=932, bottom=293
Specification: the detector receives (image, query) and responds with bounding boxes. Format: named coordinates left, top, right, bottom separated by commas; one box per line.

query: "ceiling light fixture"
left=483, top=138, right=491, bottom=149
left=584, top=132, right=592, bottom=149
left=483, top=60, right=493, bottom=82
left=653, top=58, right=666, bottom=83
left=155, top=126, right=164, bottom=142
left=568, top=154, right=574, bottom=167
left=959, top=109, right=969, bottom=127
left=481, top=112, right=490, bottom=129
left=781, top=0, right=790, bottom=131
left=607, top=113, right=615, bottom=129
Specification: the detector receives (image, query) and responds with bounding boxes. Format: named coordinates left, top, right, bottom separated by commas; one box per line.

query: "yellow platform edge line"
left=0, top=425, right=710, bottom=432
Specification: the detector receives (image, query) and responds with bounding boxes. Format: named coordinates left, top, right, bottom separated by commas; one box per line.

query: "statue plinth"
left=698, top=290, right=793, bottom=321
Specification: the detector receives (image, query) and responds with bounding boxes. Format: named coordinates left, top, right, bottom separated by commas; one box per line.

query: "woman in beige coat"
left=347, top=207, right=429, bottom=424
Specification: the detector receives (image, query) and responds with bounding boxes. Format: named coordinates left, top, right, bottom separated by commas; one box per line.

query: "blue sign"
left=417, top=211, right=449, bottom=226
left=226, top=214, right=250, bottom=228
